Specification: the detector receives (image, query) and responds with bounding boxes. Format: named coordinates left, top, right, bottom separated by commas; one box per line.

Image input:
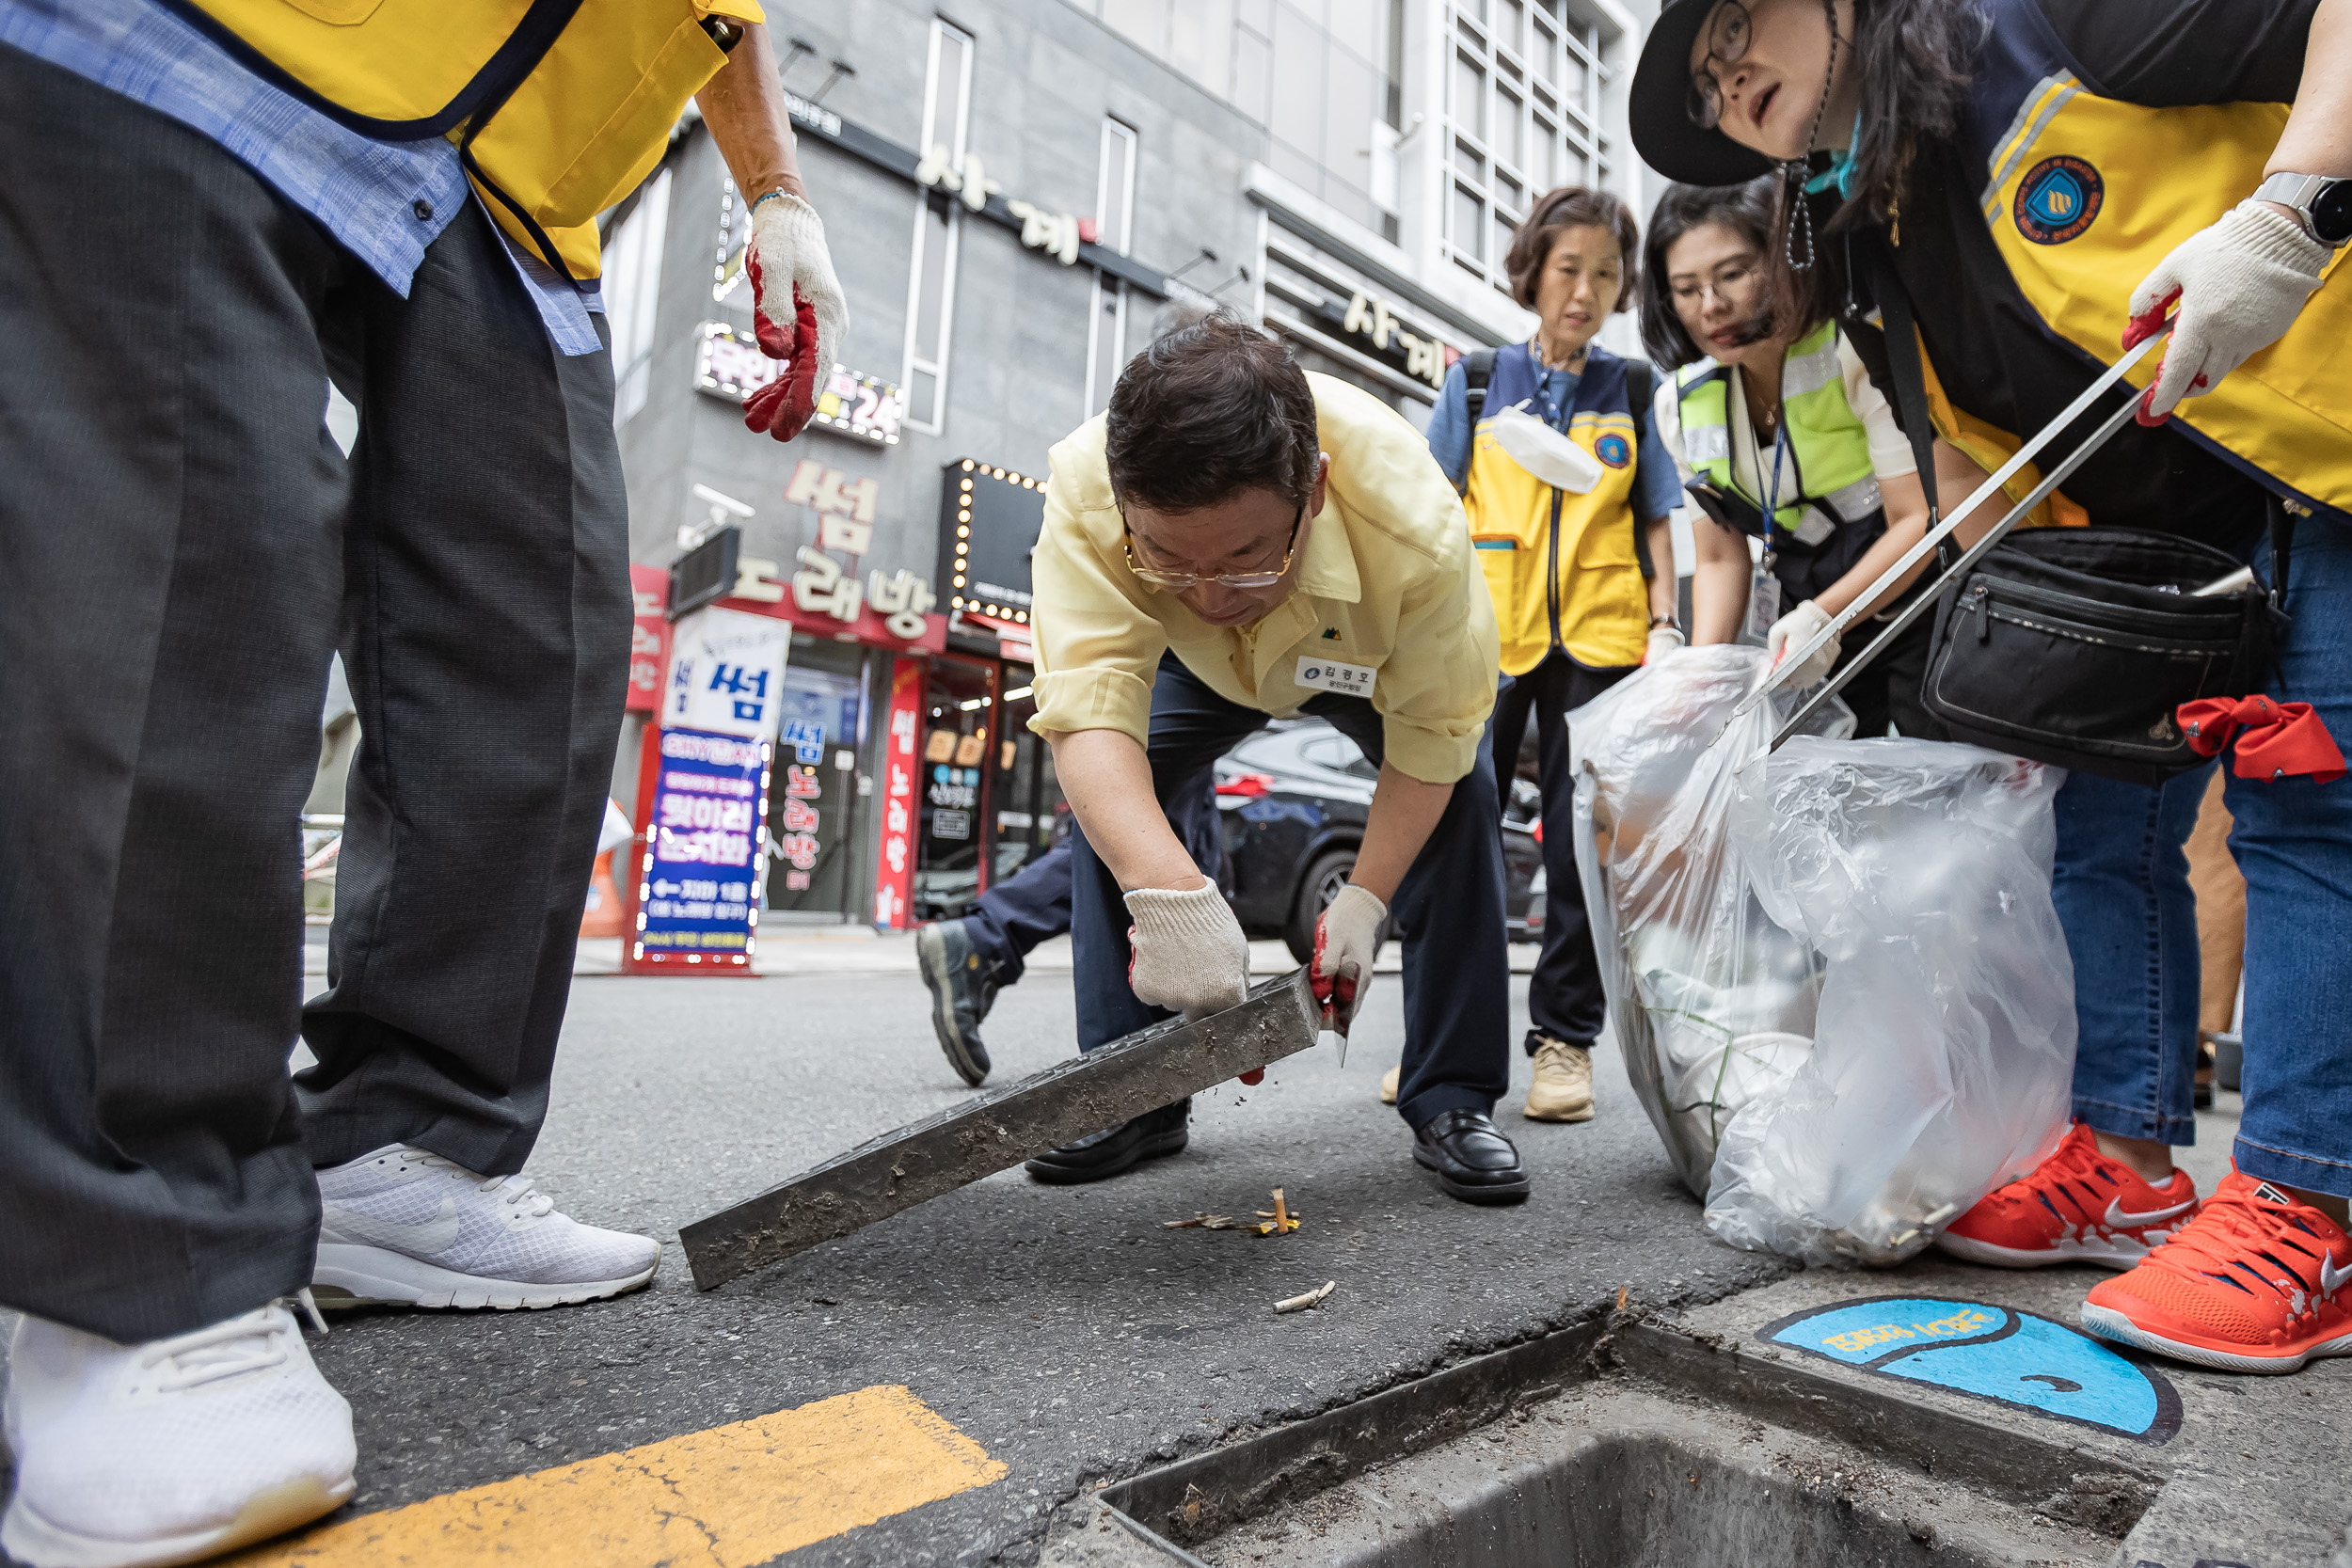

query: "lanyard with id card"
left=1741, top=421, right=1793, bottom=644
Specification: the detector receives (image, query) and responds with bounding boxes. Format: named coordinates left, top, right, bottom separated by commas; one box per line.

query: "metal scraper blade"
left=679, top=968, right=1322, bottom=1291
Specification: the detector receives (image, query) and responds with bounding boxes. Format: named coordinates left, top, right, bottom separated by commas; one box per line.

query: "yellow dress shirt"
left=1027, top=373, right=1502, bottom=784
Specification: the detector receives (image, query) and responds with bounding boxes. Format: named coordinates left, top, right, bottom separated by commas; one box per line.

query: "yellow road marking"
left=231, top=1385, right=1006, bottom=1566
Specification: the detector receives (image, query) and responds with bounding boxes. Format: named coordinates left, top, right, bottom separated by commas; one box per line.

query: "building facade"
left=605, top=0, right=1661, bottom=930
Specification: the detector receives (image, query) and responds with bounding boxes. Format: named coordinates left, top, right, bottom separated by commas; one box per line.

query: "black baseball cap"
left=1630, top=0, right=1780, bottom=186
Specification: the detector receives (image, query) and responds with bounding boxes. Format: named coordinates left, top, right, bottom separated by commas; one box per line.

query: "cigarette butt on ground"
left=1276, top=1280, right=1337, bottom=1314
left=1272, top=1187, right=1290, bottom=1232
left=1615, top=1285, right=1629, bottom=1313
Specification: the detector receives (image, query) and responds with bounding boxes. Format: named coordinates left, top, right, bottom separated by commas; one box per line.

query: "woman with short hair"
left=1413, top=186, right=1740, bottom=1125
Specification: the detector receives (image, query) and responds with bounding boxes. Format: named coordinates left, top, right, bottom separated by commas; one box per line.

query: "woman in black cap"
left=1629, top=0, right=2352, bottom=1377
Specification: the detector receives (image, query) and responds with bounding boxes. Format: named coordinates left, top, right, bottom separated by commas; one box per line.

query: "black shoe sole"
left=1025, top=1128, right=1188, bottom=1185
left=1413, top=1146, right=1531, bottom=1205
left=915, top=927, right=989, bottom=1087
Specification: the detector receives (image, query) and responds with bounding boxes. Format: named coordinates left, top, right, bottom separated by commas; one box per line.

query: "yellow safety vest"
left=1964, top=0, right=2351, bottom=516
left=178, top=0, right=764, bottom=279
left=1460, top=344, right=1648, bottom=675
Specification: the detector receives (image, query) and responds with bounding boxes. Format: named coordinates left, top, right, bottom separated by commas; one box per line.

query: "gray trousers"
left=0, top=44, right=630, bottom=1342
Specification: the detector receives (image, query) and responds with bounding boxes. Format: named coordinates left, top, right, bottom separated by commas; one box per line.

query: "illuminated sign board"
left=936, top=459, right=1043, bottom=626
left=693, top=323, right=903, bottom=445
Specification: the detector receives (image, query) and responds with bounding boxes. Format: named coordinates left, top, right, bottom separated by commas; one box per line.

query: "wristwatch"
left=2253, top=172, right=2352, bottom=247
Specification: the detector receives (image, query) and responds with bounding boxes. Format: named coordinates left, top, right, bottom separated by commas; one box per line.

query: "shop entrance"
left=765, top=639, right=869, bottom=923
left=989, top=663, right=1063, bottom=884
left=914, top=654, right=998, bottom=922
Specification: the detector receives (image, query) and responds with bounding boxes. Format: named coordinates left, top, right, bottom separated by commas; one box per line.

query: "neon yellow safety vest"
left=1675, top=320, right=1883, bottom=535
left=178, top=0, right=765, bottom=279
left=1461, top=344, right=1648, bottom=675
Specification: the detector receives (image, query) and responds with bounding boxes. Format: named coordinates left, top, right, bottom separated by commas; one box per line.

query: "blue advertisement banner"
left=634, top=726, right=772, bottom=968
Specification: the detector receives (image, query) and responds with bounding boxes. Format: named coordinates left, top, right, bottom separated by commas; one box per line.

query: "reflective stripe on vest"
left=178, top=0, right=761, bottom=277
left=1964, top=0, right=2352, bottom=518
left=1675, top=320, right=1882, bottom=531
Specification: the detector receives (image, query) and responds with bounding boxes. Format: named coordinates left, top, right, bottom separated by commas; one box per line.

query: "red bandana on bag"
left=2177, top=695, right=2348, bottom=784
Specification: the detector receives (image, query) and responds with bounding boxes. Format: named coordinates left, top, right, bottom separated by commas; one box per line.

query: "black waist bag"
left=1920, top=526, right=2279, bottom=785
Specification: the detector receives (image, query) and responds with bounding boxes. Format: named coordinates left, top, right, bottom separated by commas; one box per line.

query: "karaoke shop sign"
left=625, top=606, right=789, bottom=973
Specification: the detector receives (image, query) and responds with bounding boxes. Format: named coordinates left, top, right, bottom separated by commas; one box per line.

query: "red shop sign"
left=872, top=658, right=924, bottom=929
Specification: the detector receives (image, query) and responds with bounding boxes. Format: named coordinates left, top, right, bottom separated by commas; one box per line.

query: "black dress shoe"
left=1025, top=1099, right=1190, bottom=1184
left=917, top=919, right=996, bottom=1086
left=1413, top=1108, right=1530, bottom=1204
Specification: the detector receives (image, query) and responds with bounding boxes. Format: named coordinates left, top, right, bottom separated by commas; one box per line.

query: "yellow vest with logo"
left=177, top=0, right=764, bottom=279
left=1460, top=345, right=1648, bottom=675
left=1964, top=0, right=2351, bottom=516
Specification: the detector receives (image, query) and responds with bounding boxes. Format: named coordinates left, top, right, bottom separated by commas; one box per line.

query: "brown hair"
left=1104, top=310, right=1319, bottom=515
left=1504, top=186, right=1642, bottom=313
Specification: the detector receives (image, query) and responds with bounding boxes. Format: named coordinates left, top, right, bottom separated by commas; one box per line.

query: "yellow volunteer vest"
left=178, top=0, right=762, bottom=278
left=1966, top=0, right=2351, bottom=516
left=1459, top=345, right=1647, bottom=675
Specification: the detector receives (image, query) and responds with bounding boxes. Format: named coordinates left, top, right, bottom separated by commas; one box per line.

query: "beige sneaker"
left=1523, top=1037, right=1595, bottom=1122
left=1379, top=1065, right=1399, bottom=1104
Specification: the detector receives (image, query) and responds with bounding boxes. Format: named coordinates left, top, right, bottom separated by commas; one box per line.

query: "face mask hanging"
left=1488, top=404, right=1604, bottom=494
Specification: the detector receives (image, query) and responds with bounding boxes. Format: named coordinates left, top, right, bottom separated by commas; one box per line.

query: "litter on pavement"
left=1275, top=1281, right=1337, bottom=1314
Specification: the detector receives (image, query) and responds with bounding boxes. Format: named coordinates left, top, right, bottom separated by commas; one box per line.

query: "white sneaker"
left=2, top=1301, right=355, bottom=1568
left=312, top=1145, right=660, bottom=1310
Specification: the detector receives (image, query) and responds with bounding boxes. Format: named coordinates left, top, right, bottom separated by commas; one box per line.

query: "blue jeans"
left=2052, top=515, right=2352, bottom=1197
left=1069, top=654, right=1513, bottom=1132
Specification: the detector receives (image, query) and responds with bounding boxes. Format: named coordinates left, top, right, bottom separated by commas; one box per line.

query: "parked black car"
left=1213, top=720, right=1544, bottom=961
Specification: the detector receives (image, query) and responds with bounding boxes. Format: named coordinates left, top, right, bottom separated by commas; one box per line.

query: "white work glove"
left=1311, top=883, right=1387, bottom=1036
left=1767, top=599, right=1838, bottom=688
left=740, top=191, right=849, bottom=442
left=1124, top=881, right=1249, bottom=1021
left=2126, top=198, right=2329, bottom=421
left=1645, top=626, right=1686, bottom=664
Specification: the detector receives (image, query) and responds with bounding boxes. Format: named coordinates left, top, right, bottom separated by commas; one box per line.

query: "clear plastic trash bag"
left=1568, top=645, right=2075, bottom=1267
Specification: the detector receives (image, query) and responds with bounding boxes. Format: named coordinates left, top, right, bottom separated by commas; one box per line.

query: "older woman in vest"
left=1641, top=177, right=1941, bottom=738
left=1633, top=0, right=2352, bottom=1377
left=1408, top=187, right=1738, bottom=1125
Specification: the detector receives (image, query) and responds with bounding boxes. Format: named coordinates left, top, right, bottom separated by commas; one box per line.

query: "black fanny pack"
left=1867, top=247, right=2290, bottom=785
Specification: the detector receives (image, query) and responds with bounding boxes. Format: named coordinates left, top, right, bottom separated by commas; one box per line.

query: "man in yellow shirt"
left=1023, top=314, right=1529, bottom=1204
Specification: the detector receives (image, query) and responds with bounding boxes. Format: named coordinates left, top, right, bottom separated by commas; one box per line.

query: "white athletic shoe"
left=2, top=1301, right=355, bottom=1568
left=312, top=1145, right=660, bottom=1310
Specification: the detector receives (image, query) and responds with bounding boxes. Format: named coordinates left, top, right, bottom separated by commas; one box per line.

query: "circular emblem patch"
left=1595, top=434, right=1632, bottom=469
left=2014, top=155, right=2103, bottom=245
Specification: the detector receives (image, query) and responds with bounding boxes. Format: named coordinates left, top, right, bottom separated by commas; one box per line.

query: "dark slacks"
left=1488, top=651, right=1635, bottom=1053
left=1068, top=655, right=1512, bottom=1131
left=962, top=777, right=1220, bottom=985
left=0, top=46, right=628, bottom=1341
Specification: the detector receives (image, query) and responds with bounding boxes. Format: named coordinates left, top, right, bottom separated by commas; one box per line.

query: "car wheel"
left=1285, top=848, right=1392, bottom=965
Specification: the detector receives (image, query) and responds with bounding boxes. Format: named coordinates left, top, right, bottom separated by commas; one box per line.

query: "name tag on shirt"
left=1295, top=656, right=1376, bottom=698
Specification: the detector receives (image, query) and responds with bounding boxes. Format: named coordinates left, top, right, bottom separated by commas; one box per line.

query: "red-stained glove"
left=1311, top=884, right=1387, bottom=1036
left=739, top=192, right=847, bottom=442
left=2179, top=694, right=2347, bottom=784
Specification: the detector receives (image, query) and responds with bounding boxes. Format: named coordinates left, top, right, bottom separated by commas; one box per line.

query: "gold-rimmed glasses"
left=1123, top=503, right=1304, bottom=591
left=1686, top=0, right=1753, bottom=131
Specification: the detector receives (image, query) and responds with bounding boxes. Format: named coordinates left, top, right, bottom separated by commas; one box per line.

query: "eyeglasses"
left=1685, top=0, right=1752, bottom=131
left=1123, top=504, right=1305, bottom=591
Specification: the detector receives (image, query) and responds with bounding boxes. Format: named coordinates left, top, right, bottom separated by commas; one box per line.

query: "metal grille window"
left=1443, top=0, right=1608, bottom=293
left=601, top=166, right=673, bottom=428
left=899, top=20, right=975, bottom=435
left=1084, top=118, right=1139, bottom=419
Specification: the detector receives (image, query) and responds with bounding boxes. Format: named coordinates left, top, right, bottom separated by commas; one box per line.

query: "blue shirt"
left=0, top=0, right=603, bottom=356
left=1426, top=344, right=1683, bottom=522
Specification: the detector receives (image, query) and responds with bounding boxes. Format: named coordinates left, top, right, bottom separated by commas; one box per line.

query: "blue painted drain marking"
left=1756, top=1296, right=2180, bottom=1442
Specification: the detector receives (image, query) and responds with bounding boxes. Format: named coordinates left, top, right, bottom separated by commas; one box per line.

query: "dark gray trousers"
left=0, top=44, right=630, bottom=1342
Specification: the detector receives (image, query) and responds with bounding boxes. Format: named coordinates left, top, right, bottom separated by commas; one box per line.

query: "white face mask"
left=1488, top=404, right=1603, bottom=494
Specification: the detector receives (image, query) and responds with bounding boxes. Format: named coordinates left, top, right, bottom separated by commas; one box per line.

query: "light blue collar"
left=1804, top=111, right=1864, bottom=199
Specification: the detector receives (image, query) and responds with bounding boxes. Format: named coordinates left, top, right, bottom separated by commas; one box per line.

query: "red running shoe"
left=1937, top=1123, right=2199, bottom=1269
left=2081, top=1168, right=2352, bottom=1373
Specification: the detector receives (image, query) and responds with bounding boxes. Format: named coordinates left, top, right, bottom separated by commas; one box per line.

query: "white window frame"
left=1082, top=117, right=1139, bottom=419
left=1441, top=1, right=1613, bottom=293
left=604, top=166, right=674, bottom=427
left=899, top=19, right=977, bottom=436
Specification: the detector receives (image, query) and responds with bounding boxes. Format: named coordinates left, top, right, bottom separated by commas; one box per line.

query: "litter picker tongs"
left=1729, top=325, right=2168, bottom=752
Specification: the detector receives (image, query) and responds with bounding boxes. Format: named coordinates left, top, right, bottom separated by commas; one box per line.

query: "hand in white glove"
left=1311, top=883, right=1387, bottom=1035
left=1767, top=599, right=1838, bottom=688
left=1124, top=880, right=1249, bottom=1021
left=2125, top=198, right=2328, bottom=422
left=1645, top=626, right=1686, bottom=665
left=740, top=191, right=850, bottom=442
